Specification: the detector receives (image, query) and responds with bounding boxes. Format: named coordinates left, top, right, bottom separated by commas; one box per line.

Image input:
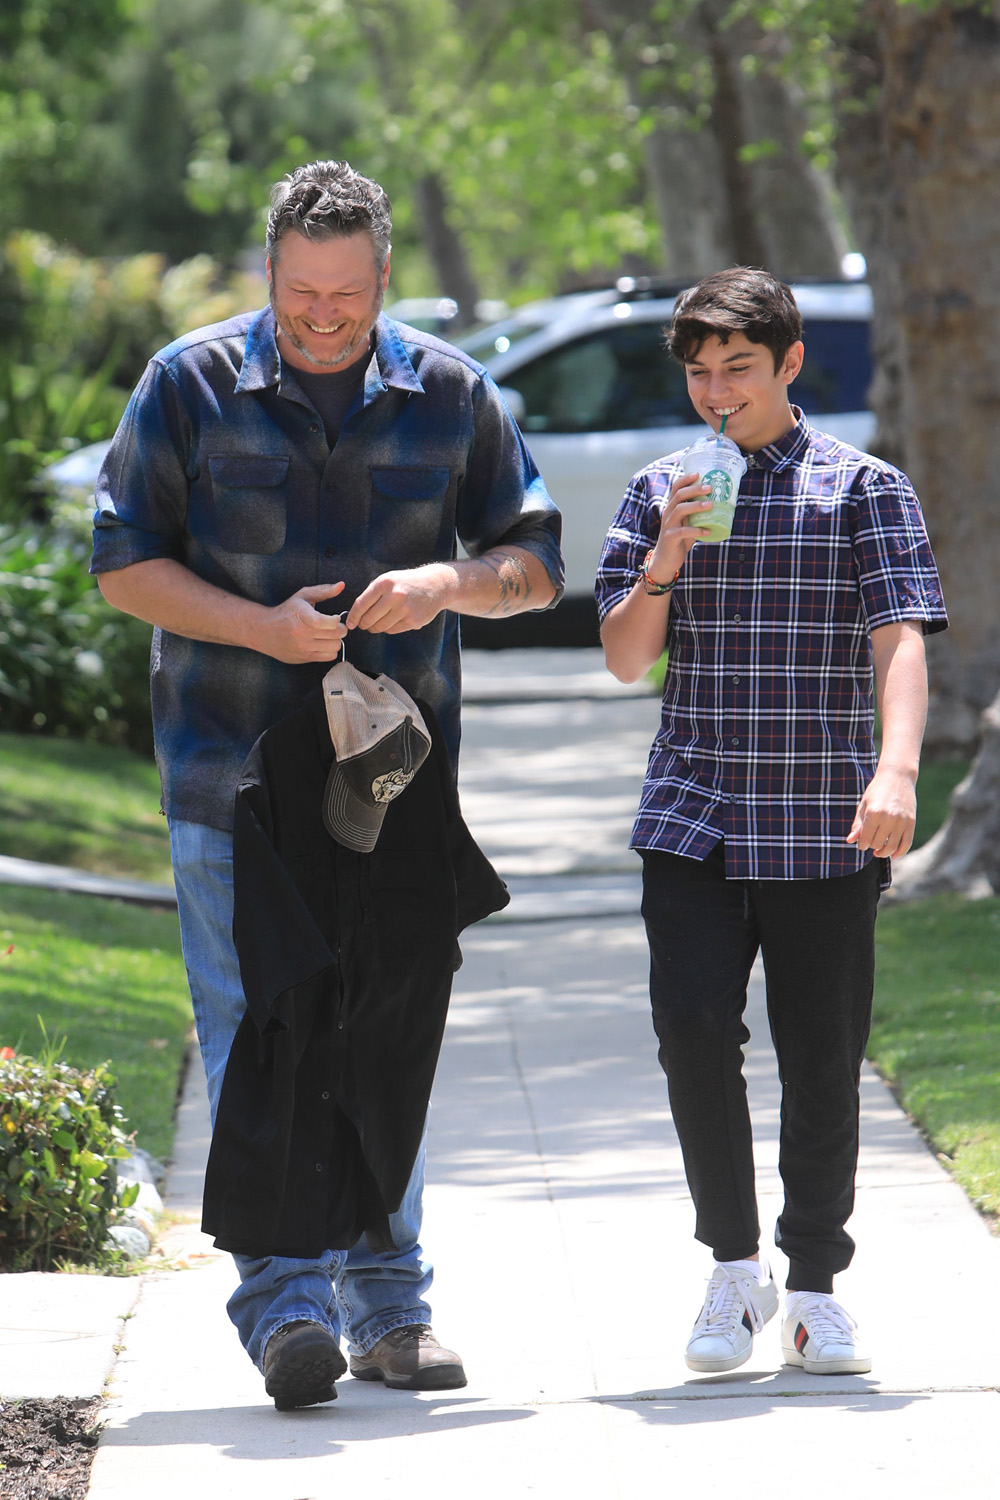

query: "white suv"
left=458, top=279, right=874, bottom=644
left=48, top=280, right=873, bottom=646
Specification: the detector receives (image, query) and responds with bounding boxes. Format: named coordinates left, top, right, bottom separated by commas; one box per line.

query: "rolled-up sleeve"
left=90, top=360, right=191, bottom=576
left=457, top=373, right=564, bottom=606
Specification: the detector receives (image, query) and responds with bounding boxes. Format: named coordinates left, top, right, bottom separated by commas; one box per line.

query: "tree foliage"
left=1, top=0, right=998, bottom=747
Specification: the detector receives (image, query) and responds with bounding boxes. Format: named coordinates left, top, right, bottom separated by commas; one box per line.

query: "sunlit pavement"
left=5, top=651, right=998, bottom=1499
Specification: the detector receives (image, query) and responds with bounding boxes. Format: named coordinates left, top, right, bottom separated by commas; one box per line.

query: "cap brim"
left=322, top=761, right=386, bottom=853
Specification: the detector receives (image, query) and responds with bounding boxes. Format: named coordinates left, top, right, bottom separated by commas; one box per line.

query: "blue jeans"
left=169, top=819, right=433, bottom=1369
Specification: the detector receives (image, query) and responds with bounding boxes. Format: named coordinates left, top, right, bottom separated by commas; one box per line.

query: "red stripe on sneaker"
left=794, top=1323, right=809, bottom=1354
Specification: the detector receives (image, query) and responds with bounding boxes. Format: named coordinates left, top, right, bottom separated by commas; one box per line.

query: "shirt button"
left=731, top=737, right=740, bottom=746
left=337, top=1020, right=344, bottom=1030
left=310, top=423, right=320, bottom=433
left=733, top=613, right=742, bottom=622
left=315, top=1163, right=323, bottom=1173
left=738, top=552, right=746, bottom=562
left=732, top=676, right=740, bottom=684
left=321, top=1090, right=330, bottom=1101
left=324, top=546, right=336, bottom=558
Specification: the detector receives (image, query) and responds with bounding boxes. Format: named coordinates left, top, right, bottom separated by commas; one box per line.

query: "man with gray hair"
left=92, top=159, right=563, bottom=1409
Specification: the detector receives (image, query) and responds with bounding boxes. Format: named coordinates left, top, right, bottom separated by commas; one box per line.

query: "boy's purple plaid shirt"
left=595, top=412, right=948, bottom=882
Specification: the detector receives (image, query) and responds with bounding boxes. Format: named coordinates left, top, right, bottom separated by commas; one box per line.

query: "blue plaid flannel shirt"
left=92, top=308, right=563, bottom=831
left=595, top=412, right=947, bottom=882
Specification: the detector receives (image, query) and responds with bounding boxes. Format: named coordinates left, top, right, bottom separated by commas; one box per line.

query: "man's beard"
left=270, top=280, right=383, bottom=370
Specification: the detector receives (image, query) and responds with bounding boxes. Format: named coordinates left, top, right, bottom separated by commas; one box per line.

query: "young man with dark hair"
left=596, top=267, right=946, bottom=1376
left=92, top=159, right=563, bottom=1409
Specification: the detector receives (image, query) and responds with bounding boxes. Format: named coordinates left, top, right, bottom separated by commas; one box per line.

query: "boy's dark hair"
left=666, top=267, right=802, bottom=372
left=266, top=160, right=392, bottom=269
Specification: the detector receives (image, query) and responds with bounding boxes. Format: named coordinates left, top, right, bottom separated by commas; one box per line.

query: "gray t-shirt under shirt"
left=292, top=358, right=368, bottom=448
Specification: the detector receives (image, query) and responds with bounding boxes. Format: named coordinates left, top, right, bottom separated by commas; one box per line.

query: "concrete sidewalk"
left=4, top=649, right=999, bottom=1497
left=84, top=919, right=1000, bottom=1499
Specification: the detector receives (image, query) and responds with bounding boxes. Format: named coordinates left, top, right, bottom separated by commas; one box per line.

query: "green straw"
left=719, top=414, right=727, bottom=435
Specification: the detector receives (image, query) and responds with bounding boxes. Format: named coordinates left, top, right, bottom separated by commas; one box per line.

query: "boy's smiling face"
left=684, top=332, right=804, bottom=452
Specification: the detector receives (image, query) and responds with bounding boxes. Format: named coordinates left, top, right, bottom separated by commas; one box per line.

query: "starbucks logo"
left=704, top=468, right=733, bottom=505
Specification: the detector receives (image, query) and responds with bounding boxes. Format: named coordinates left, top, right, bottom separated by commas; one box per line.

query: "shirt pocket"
left=204, top=454, right=290, bottom=554
left=369, top=465, right=452, bottom=568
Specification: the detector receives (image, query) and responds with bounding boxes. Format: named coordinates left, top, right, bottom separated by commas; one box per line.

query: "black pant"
left=640, top=843, right=882, bottom=1294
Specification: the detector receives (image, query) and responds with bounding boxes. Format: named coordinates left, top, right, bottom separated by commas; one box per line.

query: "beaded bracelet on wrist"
left=640, top=550, right=679, bottom=596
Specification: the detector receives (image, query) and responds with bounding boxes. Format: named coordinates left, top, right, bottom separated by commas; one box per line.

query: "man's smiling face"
left=267, top=230, right=389, bottom=372
left=684, top=331, right=804, bottom=452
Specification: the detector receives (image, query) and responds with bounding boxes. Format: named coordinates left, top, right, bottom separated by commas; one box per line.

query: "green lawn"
left=0, top=886, right=189, bottom=1165
left=0, top=731, right=172, bottom=885
left=910, top=756, right=969, bottom=851
left=871, top=895, right=1000, bottom=1222
left=0, top=730, right=994, bottom=1228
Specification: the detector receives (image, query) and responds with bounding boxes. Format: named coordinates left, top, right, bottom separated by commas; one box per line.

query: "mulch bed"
left=0, top=1398, right=103, bottom=1500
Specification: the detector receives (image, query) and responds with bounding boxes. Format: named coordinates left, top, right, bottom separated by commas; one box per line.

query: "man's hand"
left=847, top=766, right=918, bottom=859
left=347, top=564, right=458, bottom=635
left=255, top=582, right=349, bottom=662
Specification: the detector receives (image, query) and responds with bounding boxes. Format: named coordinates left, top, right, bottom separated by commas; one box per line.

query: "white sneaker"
left=781, top=1292, right=871, bottom=1374
left=685, top=1263, right=779, bottom=1373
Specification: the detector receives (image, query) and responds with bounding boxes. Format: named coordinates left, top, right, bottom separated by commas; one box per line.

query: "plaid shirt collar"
left=742, top=407, right=811, bottom=473
left=235, top=309, right=425, bottom=401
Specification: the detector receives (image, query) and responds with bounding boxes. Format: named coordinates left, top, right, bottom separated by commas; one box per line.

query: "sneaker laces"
left=693, top=1267, right=766, bottom=1338
left=788, top=1293, right=857, bottom=1343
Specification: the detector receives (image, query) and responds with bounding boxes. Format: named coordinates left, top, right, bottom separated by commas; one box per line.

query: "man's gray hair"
left=266, top=160, right=392, bottom=269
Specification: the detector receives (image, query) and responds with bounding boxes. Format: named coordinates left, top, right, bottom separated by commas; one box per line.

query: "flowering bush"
left=0, top=1047, right=139, bottom=1271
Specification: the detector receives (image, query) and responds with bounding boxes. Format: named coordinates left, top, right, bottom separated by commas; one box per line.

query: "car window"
left=460, top=321, right=552, bottom=362
left=504, top=322, right=692, bottom=434
left=796, top=318, right=872, bottom=414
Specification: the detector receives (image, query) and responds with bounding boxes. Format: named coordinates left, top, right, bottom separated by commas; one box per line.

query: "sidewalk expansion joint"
left=496, top=1383, right=1000, bottom=1408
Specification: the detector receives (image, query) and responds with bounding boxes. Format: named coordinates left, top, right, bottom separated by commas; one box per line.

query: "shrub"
left=0, top=230, right=265, bottom=524
left=0, top=517, right=154, bottom=753
left=0, top=1043, right=139, bottom=1272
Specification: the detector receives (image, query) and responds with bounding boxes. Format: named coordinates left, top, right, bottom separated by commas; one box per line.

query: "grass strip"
left=0, top=885, right=189, bottom=1165
left=0, top=731, right=992, bottom=1223
left=871, top=894, right=1000, bottom=1222
left=0, top=731, right=171, bottom=885
left=910, top=757, right=970, bottom=850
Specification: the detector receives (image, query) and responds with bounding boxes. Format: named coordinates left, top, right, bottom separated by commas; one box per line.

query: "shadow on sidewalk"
left=96, top=1391, right=534, bottom=1458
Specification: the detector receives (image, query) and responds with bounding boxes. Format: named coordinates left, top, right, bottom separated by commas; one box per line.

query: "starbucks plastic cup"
left=682, top=431, right=747, bottom=543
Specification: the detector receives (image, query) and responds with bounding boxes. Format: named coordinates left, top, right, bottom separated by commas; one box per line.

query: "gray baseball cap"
left=321, top=661, right=432, bottom=853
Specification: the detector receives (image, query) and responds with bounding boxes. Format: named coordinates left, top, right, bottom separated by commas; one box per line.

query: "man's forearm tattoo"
left=482, top=553, right=533, bottom=616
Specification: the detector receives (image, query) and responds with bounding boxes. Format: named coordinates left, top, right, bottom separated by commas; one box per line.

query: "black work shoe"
left=349, top=1324, right=467, bottom=1390
left=263, top=1320, right=347, bottom=1411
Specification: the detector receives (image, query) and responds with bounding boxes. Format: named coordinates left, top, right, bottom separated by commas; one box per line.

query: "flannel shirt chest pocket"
left=369, top=465, right=452, bottom=567
left=201, top=454, right=290, bottom=554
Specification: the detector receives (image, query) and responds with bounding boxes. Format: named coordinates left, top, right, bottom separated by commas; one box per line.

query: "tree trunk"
left=831, top=7, right=908, bottom=470
left=890, top=687, right=1000, bottom=900
left=699, top=0, right=770, bottom=268
left=412, top=172, right=482, bottom=329
left=629, top=84, right=732, bottom=278
left=580, top=0, right=733, bottom=276
left=865, top=1, right=1000, bottom=750
left=731, top=27, right=847, bottom=280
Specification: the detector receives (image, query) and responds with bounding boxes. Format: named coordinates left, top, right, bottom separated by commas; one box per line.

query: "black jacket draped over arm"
left=202, top=692, right=508, bottom=1258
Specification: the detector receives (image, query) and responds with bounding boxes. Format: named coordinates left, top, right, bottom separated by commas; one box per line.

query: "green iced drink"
left=683, top=432, right=748, bottom=543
